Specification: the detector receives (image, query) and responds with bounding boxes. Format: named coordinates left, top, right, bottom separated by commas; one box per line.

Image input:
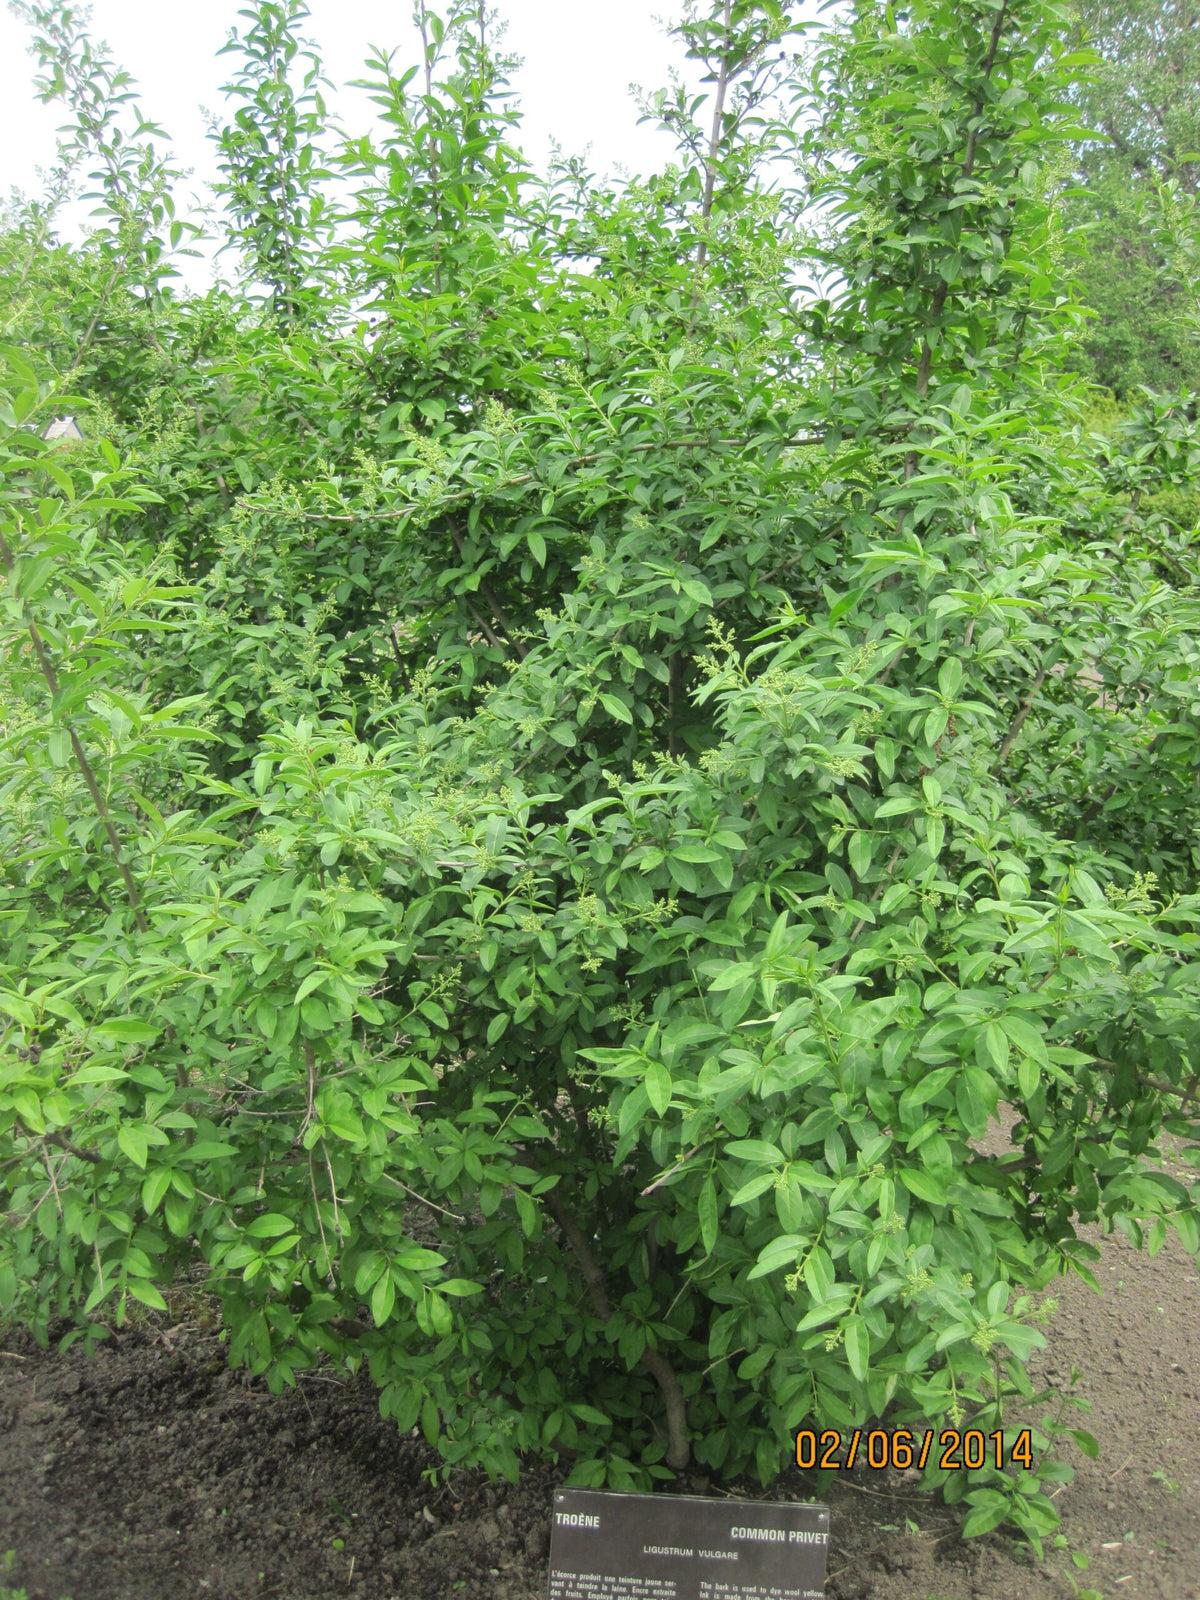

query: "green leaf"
left=185, top=1140, right=238, bottom=1161
left=245, top=1213, right=296, bottom=1239
left=395, top=1247, right=447, bottom=1270
left=427, top=1290, right=452, bottom=1337
left=599, top=692, right=633, bottom=724
left=709, top=961, right=758, bottom=991
left=725, top=1139, right=784, bottom=1165
left=97, top=1018, right=160, bottom=1043
left=899, top=1168, right=947, bottom=1205
left=371, top=1271, right=396, bottom=1326
left=979, top=1021, right=1010, bottom=1076
left=1000, top=1013, right=1049, bottom=1066
left=11, top=1088, right=45, bottom=1133
left=938, top=657, right=963, bottom=697
left=421, top=1394, right=439, bottom=1446
left=749, top=1234, right=806, bottom=1279
left=141, top=1167, right=172, bottom=1215
left=962, top=1490, right=1012, bottom=1538
left=875, top=795, right=919, bottom=818
left=117, top=1125, right=149, bottom=1169
left=959, top=1064, right=999, bottom=1133
left=513, top=1188, right=538, bottom=1237
left=163, top=1192, right=192, bottom=1237
left=126, top=1279, right=168, bottom=1311
left=844, top=1315, right=869, bottom=1382
left=803, top=1245, right=834, bottom=1302
left=730, top=1172, right=777, bottom=1205
left=295, top=970, right=328, bottom=1004
left=571, top=1403, right=611, bottom=1428
left=618, top=1084, right=650, bottom=1140
left=1017, top=1056, right=1041, bottom=1100
left=848, top=832, right=873, bottom=878
left=698, top=1175, right=718, bottom=1256
left=645, top=1060, right=672, bottom=1116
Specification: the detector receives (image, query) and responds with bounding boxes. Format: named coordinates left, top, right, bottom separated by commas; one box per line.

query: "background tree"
left=1067, top=0, right=1200, bottom=395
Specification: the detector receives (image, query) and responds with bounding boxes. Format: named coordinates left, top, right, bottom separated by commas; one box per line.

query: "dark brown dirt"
left=1, top=1220, right=1198, bottom=1600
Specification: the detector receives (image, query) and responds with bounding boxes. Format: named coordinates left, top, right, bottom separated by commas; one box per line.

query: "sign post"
left=546, top=1489, right=830, bottom=1600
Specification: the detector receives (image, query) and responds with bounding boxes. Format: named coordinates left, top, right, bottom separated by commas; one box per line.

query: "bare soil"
left=1, top=1223, right=1198, bottom=1600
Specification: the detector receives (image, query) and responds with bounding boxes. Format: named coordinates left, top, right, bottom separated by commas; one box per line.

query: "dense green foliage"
left=1066, top=0, right=1200, bottom=395
left=2, top=0, right=1200, bottom=1552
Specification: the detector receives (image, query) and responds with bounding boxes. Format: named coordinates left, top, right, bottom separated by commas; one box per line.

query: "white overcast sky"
left=0, top=0, right=689, bottom=230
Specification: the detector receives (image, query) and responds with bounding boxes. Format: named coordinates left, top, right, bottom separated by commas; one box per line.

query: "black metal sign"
left=546, top=1488, right=830, bottom=1600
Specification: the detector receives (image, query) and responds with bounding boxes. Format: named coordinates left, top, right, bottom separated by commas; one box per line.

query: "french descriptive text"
left=547, top=1578, right=820, bottom=1600
left=547, top=1576, right=678, bottom=1599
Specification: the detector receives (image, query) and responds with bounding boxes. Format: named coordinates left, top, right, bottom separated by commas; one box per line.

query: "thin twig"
left=874, top=644, right=908, bottom=688
left=830, top=842, right=906, bottom=977
left=998, top=665, right=1048, bottom=764
left=464, top=598, right=505, bottom=654
left=38, top=1128, right=101, bottom=1166
left=849, top=843, right=904, bottom=943
left=1093, top=1059, right=1200, bottom=1108
left=692, top=0, right=734, bottom=284
left=449, top=524, right=528, bottom=658
left=41, top=1148, right=64, bottom=1218
left=841, top=1480, right=929, bottom=1501
left=298, top=1040, right=317, bottom=1145
left=701, top=1346, right=746, bottom=1376
left=322, top=1145, right=343, bottom=1240
left=64, top=264, right=124, bottom=379
left=641, top=1136, right=714, bottom=1197
left=376, top=1170, right=464, bottom=1222
left=308, top=1151, right=337, bottom=1290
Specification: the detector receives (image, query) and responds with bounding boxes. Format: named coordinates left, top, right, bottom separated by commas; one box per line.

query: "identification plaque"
left=546, top=1488, right=830, bottom=1600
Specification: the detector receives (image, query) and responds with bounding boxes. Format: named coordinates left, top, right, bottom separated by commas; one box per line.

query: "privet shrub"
left=2, top=0, right=1199, bottom=1548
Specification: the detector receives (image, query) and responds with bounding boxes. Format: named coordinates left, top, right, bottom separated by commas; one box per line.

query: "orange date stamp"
left=795, top=1427, right=1034, bottom=1472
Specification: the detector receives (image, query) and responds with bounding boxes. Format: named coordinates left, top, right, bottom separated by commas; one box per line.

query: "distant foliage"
left=1066, top=0, right=1200, bottom=396
left=1, top=0, right=1199, bottom=1554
